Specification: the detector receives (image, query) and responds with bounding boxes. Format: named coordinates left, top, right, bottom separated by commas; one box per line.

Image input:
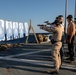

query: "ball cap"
left=67, top=15, right=73, bottom=19
left=51, top=20, right=61, bottom=25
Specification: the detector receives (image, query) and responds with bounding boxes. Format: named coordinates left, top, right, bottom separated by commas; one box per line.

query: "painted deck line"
left=4, top=49, right=51, bottom=58
left=0, top=57, right=76, bottom=70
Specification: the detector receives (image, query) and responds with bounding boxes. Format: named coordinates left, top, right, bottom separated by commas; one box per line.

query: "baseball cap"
left=51, top=20, right=61, bottom=25
left=67, top=15, right=73, bottom=19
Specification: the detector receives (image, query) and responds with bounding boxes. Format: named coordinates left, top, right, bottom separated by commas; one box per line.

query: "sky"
left=0, top=0, right=75, bottom=33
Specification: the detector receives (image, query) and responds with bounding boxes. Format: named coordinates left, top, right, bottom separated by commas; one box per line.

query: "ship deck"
left=0, top=43, right=76, bottom=75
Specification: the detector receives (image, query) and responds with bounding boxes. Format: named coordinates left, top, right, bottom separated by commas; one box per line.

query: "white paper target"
left=24, top=22, right=28, bottom=36
left=13, top=22, right=18, bottom=39
left=0, top=20, right=5, bottom=41
left=6, top=21, right=13, bottom=40
left=19, top=23, right=24, bottom=38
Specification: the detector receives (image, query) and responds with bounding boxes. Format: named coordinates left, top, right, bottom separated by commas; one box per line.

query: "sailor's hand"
left=40, top=26, right=44, bottom=29
left=40, top=26, right=46, bottom=30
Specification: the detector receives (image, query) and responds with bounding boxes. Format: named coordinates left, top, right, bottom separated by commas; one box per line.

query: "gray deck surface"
left=0, top=43, right=76, bottom=75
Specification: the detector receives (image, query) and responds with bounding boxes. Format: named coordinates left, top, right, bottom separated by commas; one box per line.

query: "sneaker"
left=46, top=69, right=59, bottom=74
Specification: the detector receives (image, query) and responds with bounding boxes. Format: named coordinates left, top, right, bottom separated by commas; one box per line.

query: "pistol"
left=44, top=21, right=52, bottom=25
left=37, top=24, right=46, bottom=26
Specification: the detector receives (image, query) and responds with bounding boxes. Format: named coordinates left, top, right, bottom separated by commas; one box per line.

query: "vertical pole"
left=74, top=0, right=76, bottom=20
left=65, top=0, right=68, bottom=33
left=74, top=0, right=76, bottom=55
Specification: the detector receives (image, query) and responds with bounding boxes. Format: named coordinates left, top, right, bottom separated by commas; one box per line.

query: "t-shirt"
left=52, top=26, right=62, bottom=41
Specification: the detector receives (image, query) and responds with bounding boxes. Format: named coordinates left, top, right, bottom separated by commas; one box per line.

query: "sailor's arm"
left=40, top=26, right=55, bottom=32
left=70, top=23, right=75, bottom=40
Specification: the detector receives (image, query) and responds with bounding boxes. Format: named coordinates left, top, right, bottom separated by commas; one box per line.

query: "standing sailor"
left=66, top=15, right=75, bottom=63
left=39, top=20, right=62, bottom=74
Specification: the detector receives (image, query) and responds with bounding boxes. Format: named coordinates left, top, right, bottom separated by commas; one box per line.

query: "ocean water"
left=0, top=33, right=52, bottom=44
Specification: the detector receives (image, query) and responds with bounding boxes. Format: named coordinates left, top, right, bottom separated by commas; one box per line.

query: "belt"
left=51, top=39, right=61, bottom=44
left=54, top=40, right=61, bottom=42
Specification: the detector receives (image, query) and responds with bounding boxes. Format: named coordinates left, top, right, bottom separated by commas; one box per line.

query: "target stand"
left=26, top=19, right=39, bottom=44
